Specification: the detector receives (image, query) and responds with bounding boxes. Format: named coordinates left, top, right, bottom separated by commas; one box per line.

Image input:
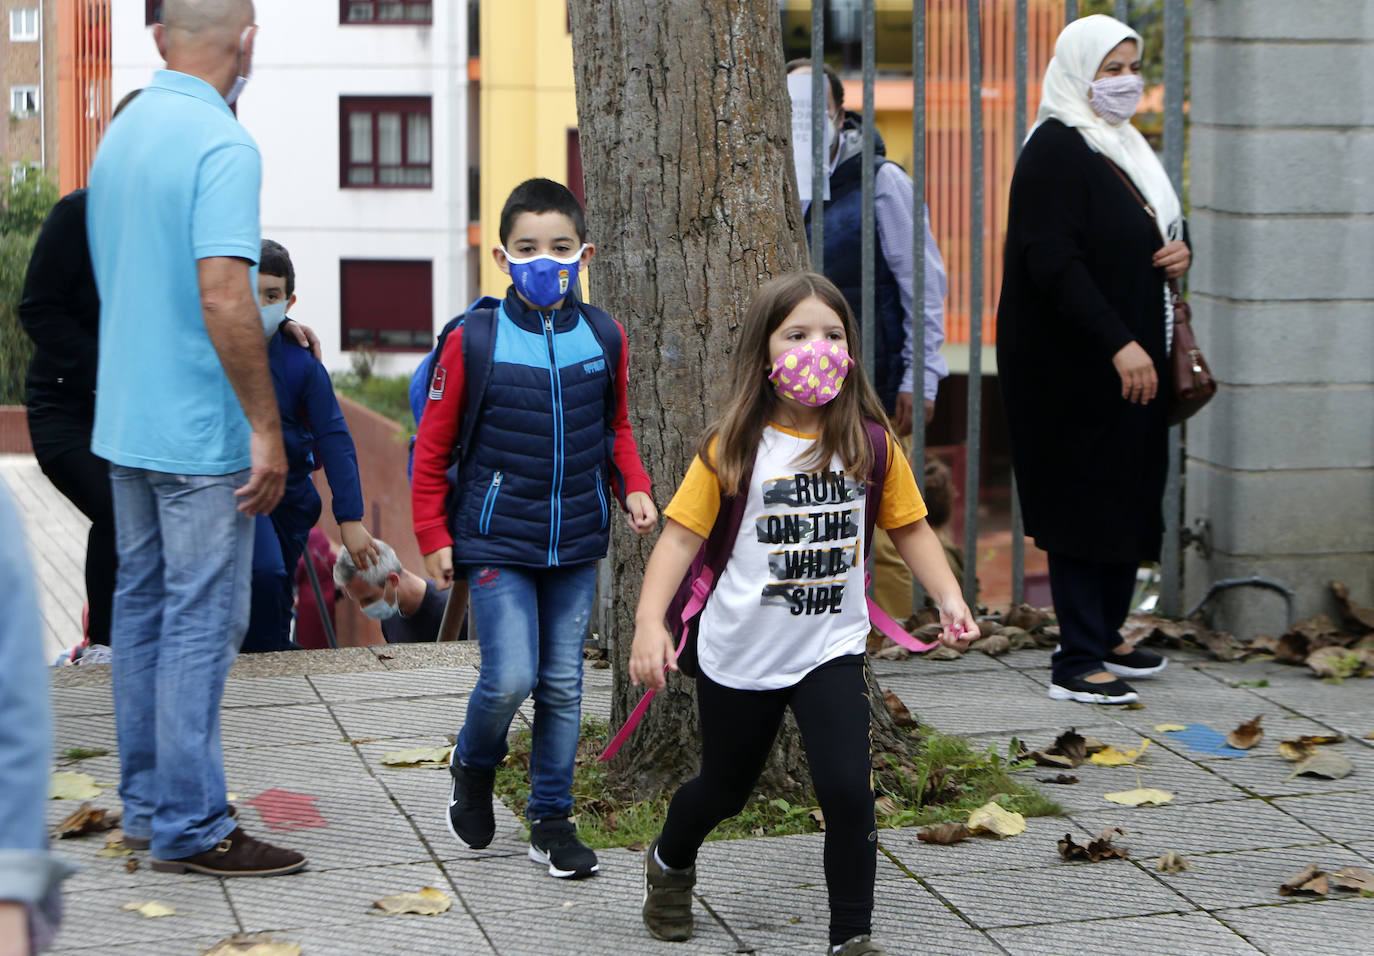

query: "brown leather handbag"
left=1102, top=158, right=1217, bottom=424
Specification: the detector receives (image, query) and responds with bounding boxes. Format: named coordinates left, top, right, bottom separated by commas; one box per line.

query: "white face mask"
left=225, top=25, right=255, bottom=106
left=259, top=301, right=287, bottom=337
left=360, top=580, right=399, bottom=621
left=1088, top=73, right=1144, bottom=125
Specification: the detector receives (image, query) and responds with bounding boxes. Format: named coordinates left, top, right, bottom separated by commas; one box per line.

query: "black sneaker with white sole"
left=528, top=816, right=598, bottom=879
left=1103, top=647, right=1168, bottom=678
left=446, top=755, right=496, bottom=850
left=1048, top=674, right=1139, bottom=704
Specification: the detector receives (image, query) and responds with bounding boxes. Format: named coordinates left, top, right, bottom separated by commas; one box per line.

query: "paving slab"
left=990, top=911, right=1262, bottom=955
left=1151, top=844, right=1374, bottom=911
left=222, top=861, right=456, bottom=932
left=1269, top=790, right=1374, bottom=844
left=328, top=695, right=469, bottom=741
left=1215, top=897, right=1374, bottom=955
left=1201, top=746, right=1374, bottom=798
left=483, top=898, right=737, bottom=955
left=220, top=702, right=344, bottom=750
left=219, top=675, right=322, bottom=709
left=51, top=880, right=239, bottom=950
left=309, top=666, right=478, bottom=703
left=879, top=817, right=1089, bottom=875
left=1066, top=798, right=1327, bottom=856
left=924, top=859, right=1195, bottom=928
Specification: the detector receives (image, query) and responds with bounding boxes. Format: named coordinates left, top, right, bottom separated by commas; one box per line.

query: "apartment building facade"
left=2, top=0, right=58, bottom=183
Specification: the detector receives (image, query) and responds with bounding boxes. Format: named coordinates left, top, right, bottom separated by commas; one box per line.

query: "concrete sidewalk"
left=44, top=640, right=1374, bottom=955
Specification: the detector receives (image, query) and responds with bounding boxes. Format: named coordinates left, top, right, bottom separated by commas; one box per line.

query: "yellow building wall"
left=479, top=0, right=581, bottom=297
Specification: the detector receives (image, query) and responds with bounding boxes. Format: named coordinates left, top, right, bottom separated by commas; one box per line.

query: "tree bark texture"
left=568, top=0, right=811, bottom=797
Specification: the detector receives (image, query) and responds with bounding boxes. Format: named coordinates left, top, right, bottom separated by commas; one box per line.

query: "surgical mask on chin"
left=502, top=245, right=587, bottom=309
left=259, top=301, right=287, bottom=337
left=361, top=582, right=399, bottom=621
left=1088, top=73, right=1144, bottom=125
left=225, top=25, right=255, bottom=106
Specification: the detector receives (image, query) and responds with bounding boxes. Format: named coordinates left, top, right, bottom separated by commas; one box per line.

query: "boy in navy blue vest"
left=243, top=240, right=378, bottom=652
left=412, top=179, right=655, bottom=878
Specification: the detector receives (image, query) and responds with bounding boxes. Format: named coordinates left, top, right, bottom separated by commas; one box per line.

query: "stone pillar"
left=1185, top=1, right=1374, bottom=637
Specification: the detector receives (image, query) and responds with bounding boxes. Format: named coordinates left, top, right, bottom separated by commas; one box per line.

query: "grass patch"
left=331, top=370, right=415, bottom=433
left=59, top=747, right=109, bottom=762
left=492, top=717, right=1059, bottom=850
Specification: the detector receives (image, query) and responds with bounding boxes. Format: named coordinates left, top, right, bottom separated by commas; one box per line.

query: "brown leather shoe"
left=125, top=805, right=237, bottom=852
left=149, top=826, right=306, bottom=877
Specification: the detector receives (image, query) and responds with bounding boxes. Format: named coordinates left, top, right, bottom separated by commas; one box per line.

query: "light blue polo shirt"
left=87, top=69, right=262, bottom=475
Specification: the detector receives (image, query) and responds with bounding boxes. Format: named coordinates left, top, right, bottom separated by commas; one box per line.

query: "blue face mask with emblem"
left=501, top=245, right=587, bottom=308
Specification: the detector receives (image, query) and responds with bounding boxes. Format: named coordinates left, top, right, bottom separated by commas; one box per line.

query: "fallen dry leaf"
left=1104, top=787, right=1174, bottom=807
left=1225, top=716, right=1264, bottom=750
left=52, top=802, right=121, bottom=839
left=916, top=822, right=972, bottom=845
left=882, top=690, right=914, bottom=728
left=49, top=771, right=102, bottom=800
left=1329, top=866, right=1374, bottom=893
left=1058, top=827, right=1128, bottom=862
left=1089, top=740, right=1151, bottom=767
left=1154, top=723, right=1187, bottom=733
left=121, top=901, right=176, bottom=918
left=966, top=802, right=1026, bottom=838
left=124, top=858, right=139, bottom=873
left=968, top=633, right=1011, bottom=657
left=380, top=746, right=453, bottom=769
left=1331, top=581, right=1374, bottom=633
left=105, top=828, right=125, bottom=846
left=372, top=886, right=452, bottom=916
left=1003, top=604, right=1049, bottom=631
left=1156, top=851, right=1190, bottom=873
left=1279, top=863, right=1328, bottom=896
left=201, top=934, right=301, bottom=956
left=1036, top=774, right=1079, bottom=785
left=1277, top=735, right=1347, bottom=762
left=874, top=795, right=898, bottom=818
left=97, top=845, right=132, bottom=858
left=1286, top=751, right=1354, bottom=781
left=808, top=808, right=826, bottom=831
left=1306, top=646, right=1371, bottom=680
left=1028, top=729, right=1088, bottom=768
left=923, top=645, right=963, bottom=661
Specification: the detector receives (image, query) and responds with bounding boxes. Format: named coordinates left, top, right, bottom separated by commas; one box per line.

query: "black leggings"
left=658, top=654, right=876, bottom=946
left=31, top=423, right=115, bottom=646
left=1048, top=552, right=1137, bottom=684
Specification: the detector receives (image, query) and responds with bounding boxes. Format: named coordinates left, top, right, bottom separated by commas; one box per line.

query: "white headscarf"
left=1031, top=14, right=1182, bottom=241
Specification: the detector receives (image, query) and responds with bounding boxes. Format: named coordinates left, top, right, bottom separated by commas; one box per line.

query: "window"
left=341, top=1, right=432, bottom=24
left=145, top=1, right=161, bottom=26
left=340, top=97, right=432, bottom=188
left=340, top=260, right=433, bottom=351
left=10, top=8, right=38, bottom=41
left=10, top=86, right=39, bottom=118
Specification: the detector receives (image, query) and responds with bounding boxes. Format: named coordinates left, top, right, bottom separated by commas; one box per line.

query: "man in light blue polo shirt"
left=86, top=0, right=305, bottom=878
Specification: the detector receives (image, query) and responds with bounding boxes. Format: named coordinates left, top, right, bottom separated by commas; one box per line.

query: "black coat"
left=995, top=120, right=1173, bottom=565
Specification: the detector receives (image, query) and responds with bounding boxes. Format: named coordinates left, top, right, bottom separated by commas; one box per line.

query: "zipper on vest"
left=542, top=313, right=565, bottom=565
left=478, top=471, right=503, bottom=535
left=595, top=470, right=608, bottom=530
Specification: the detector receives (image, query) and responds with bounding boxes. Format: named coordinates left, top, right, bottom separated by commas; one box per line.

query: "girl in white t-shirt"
left=629, top=272, right=976, bottom=956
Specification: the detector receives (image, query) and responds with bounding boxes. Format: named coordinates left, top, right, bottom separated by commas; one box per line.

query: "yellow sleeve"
left=876, top=431, right=928, bottom=530
left=662, top=448, right=723, bottom=539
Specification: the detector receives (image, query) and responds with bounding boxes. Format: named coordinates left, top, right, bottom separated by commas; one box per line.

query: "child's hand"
left=423, top=546, right=454, bottom=590
left=340, top=521, right=379, bottom=570
left=629, top=619, right=678, bottom=692
left=938, top=598, right=979, bottom=648
left=625, top=491, right=658, bottom=535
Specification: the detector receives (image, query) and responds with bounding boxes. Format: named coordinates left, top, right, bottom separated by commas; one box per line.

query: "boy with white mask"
left=241, top=239, right=378, bottom=653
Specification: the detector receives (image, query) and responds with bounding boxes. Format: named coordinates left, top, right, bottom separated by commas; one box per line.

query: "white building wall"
left=111, top=2, right=472, bottom=376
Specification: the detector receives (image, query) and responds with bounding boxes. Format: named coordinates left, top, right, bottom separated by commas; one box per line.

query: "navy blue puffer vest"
left=805, top=154, right=905, bottom=413
left=450, top=291, right=616, bottom=567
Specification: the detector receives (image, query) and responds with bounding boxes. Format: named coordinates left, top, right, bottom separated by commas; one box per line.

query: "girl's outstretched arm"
left=630, top=519, right=705, bottom=692
left=887, top=518, right=979, bottom=647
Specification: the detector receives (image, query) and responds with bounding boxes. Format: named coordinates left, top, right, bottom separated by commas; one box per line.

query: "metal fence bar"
left=1159, top=0, right=1186, bottom=617
left=810, top=0, right=826, bottom=272
left=961, top=0, right=984, bottom=610
left=910, top=0, right=928, bottom=612
left=1065, top=0, right=1077, bottom=23
left=1010, top=0, right=1028, bottom=607
left=860, top=0, right=877, bottom=381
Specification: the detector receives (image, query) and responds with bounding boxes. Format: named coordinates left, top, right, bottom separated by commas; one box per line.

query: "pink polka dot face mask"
left=768, top=340, right=854, bottom=408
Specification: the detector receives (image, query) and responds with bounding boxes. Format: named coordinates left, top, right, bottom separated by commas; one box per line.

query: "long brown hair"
left=699, top=272, right=892, bottom=495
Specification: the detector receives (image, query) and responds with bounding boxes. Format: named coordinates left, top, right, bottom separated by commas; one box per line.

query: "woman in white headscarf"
left=996, top=15, right=1190, bottom=706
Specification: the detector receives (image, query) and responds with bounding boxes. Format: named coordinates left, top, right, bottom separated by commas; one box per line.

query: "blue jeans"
left=109, top=465, right=253, bottom=859
left=456, top=562, right=596, bottom=820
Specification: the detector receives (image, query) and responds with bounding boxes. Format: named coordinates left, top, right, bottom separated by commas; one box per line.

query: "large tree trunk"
left=569, top=0, right=908, bottom=799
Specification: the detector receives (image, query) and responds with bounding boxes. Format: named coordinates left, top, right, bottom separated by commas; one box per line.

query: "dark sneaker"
left=1049, top=674, right=1139, bottom=704
left=831, top=935, right=889, bottom=955
left=446, top=754, right=496, bottom=850
left=528, top=817, right=598, bottom=879
left=642, top=835, right=695, bottom=941
left=149, top=826, right=305, bottom=877
left=1104, top=647, right=1168, bottom=678
left=125, top=805, right=237, bottom=851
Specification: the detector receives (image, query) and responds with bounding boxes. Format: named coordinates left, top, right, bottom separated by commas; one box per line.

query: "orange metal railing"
left=57, top=0, right=111, bottom=193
